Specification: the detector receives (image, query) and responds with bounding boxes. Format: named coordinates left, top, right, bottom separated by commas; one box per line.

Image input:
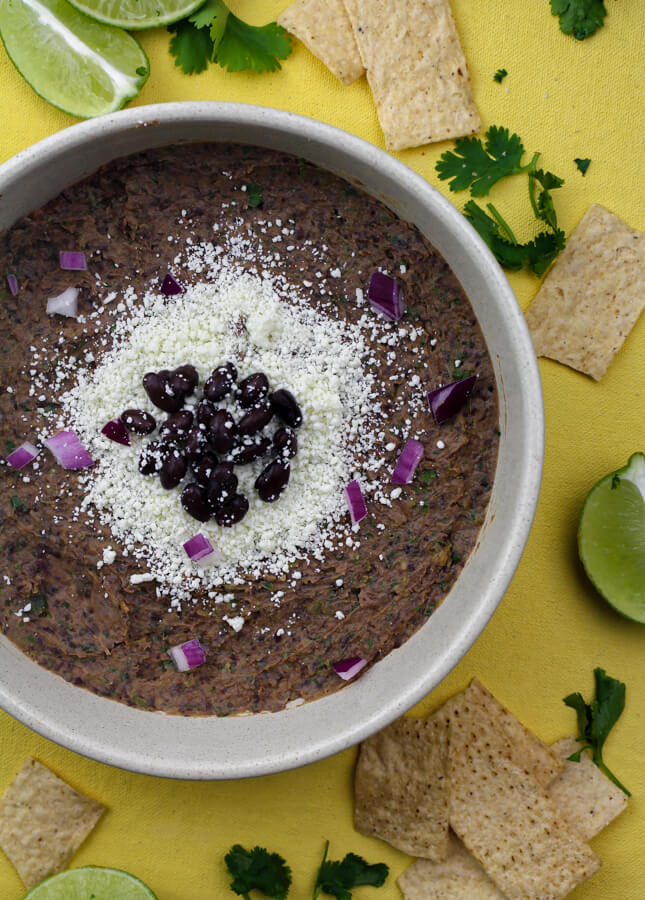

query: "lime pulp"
left=65, top=0, right=205, bottom=30
left=0, top=0, right=149, bottom=119
left=578, top=452, right=645, bottom=623
left=24, top=866, right=157, bottom=899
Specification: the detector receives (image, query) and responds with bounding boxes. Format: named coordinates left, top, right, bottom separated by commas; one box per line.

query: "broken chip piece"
left=0, top=757, right=105, bottom=888
left=526, top=204, right=645, bottom=380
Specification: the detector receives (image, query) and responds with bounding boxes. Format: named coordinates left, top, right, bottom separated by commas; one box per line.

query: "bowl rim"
left=0, top=101, right=544, bottom=779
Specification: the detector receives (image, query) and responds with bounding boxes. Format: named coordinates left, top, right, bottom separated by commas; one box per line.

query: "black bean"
left=204, top=362, right=237, bottom=402
left=168, top=372, right=193, bottom=396
left=208, top=409, right=237, bottom=453
left=159, top=450, right=187, bottom=489
left=206, top=468, right=238, bottom=510
left=138, top=440, right=166, bottom=475
left=214, top=493, right=249, bottom=526
left=172, top=364, right=199, bottom=393
left=269, top=389, right=303, bottom=427
left=143, top=371, right=184, bottom=413
left=238, top=399, right=273, bottom=436
left=180, top=483, right=211, bottom=522
left=196, top=398, right=216, bottom=428
left=230, top=435, right=271, bottom=464
left=273, top=426, right=297, bottom=460
left=255, top=459, right=290, bottom=502
left=121, top=408, right=156, bottom=435
left=238, top=372, right=269, bottom=408
left=193, top=453, right=219, bottom=487
left=159, top=409, right=194, bottom=442
left=183, top=426, right=208, bottom=462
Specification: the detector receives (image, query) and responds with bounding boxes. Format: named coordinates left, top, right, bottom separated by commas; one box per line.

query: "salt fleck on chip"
left=526, top=204, right=645, bottom=380
left=0, top=757, right=105, bottom=888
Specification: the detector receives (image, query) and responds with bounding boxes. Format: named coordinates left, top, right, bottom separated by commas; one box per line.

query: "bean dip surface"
left=0, top=143, right=498, bottom=715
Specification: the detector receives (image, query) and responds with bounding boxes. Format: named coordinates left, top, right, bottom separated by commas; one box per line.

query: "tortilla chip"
left=525, top=204, right=645, bottom=380
left=398, top=830, right=504, bottom=899
left=548, top=736, right=629, bottom=841
left=435, top=679, right=564, bottom=787
left=342, top=0, right=480, bottom=150
left=447, top=691, right=600, bottom=899
left=0, top=757, right=105, bottom=888
left=354, top=714, right=450, bottom=860
left=277, top=0, right=364, bottom=85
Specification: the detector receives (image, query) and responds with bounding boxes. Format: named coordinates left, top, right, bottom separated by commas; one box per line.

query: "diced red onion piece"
left=101, top=419, right=131, bottom=446
left=44, top=430, right=94, bottom=469
left=168, top=638, right=206, bottom=672
left=7, top=274, right=18, bottom=296
left=46, top=287, right=78, bottom=318
left=59, top=251, right=87, bottom=271
left=161, top=273, right=184, bottom=296
left=333, top=656, right=367, bottom=681
left=368, top=271, right=405, bottom=321
left=344, top=479, right=367, bottom=524
left=391, top=438, right=424, bottom=484
left=6, top=441, right=39, bottom=469
left=183, top=533, right=220, bottom=568
left=427, top=375, right=478, bottom=424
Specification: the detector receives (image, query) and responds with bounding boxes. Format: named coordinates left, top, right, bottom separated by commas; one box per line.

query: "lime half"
left=24, top=866, right=157, bottom=899
left=0, top=0, right=149, bottom=119
left=66, top=0, right=205, bottom=29
left=578, top=452, right=645, bottom=623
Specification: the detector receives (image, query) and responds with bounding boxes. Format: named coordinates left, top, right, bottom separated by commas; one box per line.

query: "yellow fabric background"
left=1, top=2, right=644, bottom=897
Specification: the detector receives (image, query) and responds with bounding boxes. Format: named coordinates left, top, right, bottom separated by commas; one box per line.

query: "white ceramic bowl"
left=0, top=103, right=543, bottom=779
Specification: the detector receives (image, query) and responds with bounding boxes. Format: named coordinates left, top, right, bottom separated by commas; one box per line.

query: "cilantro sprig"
left=169, top=0, right=292, bottom=76
left=550, top=0, right=607, bottom=41
left=564, top=667, right=630, bottom=796
left=313, top=841, right=389, bottom=900
left=225, top=845, right=292, bottom=899
left=436, top=125, right=566, bottom=276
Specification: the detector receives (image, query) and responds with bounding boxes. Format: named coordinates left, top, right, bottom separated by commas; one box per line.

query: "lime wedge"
left=0, top=0, right=149, bottom=119
left=24, top=866, right=157, bottom=899
left=66, top=0, right=205, bottom=29
left=578, top=452, right=645, bottom=623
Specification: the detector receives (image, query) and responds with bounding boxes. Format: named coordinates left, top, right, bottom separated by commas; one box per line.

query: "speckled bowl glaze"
left=0, top=103, right=543, bottom=779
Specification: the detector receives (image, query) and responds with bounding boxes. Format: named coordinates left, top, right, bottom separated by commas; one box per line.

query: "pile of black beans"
left=119, top=363, right=302, bottom=525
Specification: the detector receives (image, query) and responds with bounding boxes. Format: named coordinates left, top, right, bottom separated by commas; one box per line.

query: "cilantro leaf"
left=464, top=201, right=565, bottom=277
left=189, top=0, right=226, bottom=31
left=246, top=183, right=264, bottom=208
left=574, top=157, right=591, bottom=175
left=550, top=0, right=607, bottom=40
left=493, top=68, right=508, bottom=83
left=225, top=845, right=292, bottom=899
left=215, top=14, right=291, bottom=73
left=313, top=841, right=388, bottom=900
left=10, top=494, right=27, bottom=512
left=436, top=126, right=526, bottom=197
left=168, top=19, right=214, bottom=75
left=564, top=667, right=630, bottom=796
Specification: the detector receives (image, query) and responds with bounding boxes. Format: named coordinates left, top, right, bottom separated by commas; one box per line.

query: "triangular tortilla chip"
left=278, top=0, right=364, bottom=85
left=398, top=830, right=504, bottom=899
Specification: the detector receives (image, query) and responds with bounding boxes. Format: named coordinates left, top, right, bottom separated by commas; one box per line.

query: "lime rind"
left=24, top=866, right=158, bottom=899
left=65, top=0, right=206, bottom=30
left=0, top=0, right=149, bottom=119
left=578, top=452, right=645, bottom=624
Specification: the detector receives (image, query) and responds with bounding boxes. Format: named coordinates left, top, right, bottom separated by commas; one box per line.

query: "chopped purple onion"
left=7, top=274, right=18, bottom=296
left=168, top=638, right=206, bottom=672
left=368, top=271, right=405, bottom=321
left=183, top=533, right=220, bottom=568
left=44, top=430, right=93, bottom=469
left=161, top=273, right=184, bottom=296
left=46, top=287, right=78, bottom=318
left=333, top=657, right=367, bottom=681
left=391, top=438, right=424, bottom=484
left=101, top=418, right=131, bottom=446
left=344, top=479, right=367, bottom=525
left=59, top=251, right=87, bottom=271
left=6, top=441, right=39, bottom=470
left=427, top=375, right=478, bottom=424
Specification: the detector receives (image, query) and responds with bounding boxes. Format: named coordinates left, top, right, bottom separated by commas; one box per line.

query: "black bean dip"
left=0, top=144, right=498, bottom=715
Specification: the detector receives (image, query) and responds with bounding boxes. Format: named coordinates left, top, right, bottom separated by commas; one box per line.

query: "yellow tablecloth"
left=1, top=2, right=644, bottom=898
